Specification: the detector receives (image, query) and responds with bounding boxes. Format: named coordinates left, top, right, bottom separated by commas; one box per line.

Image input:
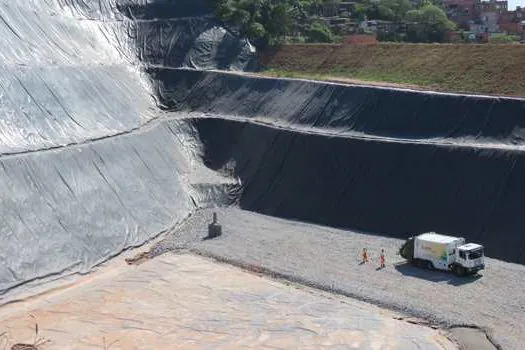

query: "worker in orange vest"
left=361, top=248, right=369, bottom=263
left=380, top=249, right=386, bottom=268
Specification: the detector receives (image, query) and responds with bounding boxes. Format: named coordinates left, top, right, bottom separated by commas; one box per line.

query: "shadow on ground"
left=394, top=263, right=483, bottom=286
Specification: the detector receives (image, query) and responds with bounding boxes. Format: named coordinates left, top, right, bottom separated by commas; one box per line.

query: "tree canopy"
left=406, top=4, right=456, bottom=42
left=209, top=0, right=457, bottom=46
left=365, top=0, right=413, bottom=22
left=208, top=0, right=330, bottom=48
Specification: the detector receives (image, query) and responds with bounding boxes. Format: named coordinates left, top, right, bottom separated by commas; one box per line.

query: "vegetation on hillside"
left=489, top=34, right=522, bottom=43
left=207, top=0, right=332, bottom=48
left=208, top=0, right=456, bottom=47
left=261, top=43, right=525, bottom=97
left=405, top=4, right=456, bottom=42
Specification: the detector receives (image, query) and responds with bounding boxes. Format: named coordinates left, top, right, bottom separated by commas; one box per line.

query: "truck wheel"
left=454, top=266, right=466, bottom=276
left=426, top=261, right=434, bottom=270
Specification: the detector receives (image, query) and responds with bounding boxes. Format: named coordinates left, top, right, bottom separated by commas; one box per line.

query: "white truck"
left=399, top=232, right=485, bottom=276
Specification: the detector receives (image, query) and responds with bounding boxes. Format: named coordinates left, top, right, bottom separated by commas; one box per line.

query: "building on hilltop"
left=319, top=1, right=358, bottom=36
left=443, top=0, right=511, bottom=32
left=478, top=0, right=508, bottom=12
left=443, top=0, right=480, bottom=29
left=498, top=6, right=525, bottom=34
left=321, top=1, right=356, bottom=17
left=478, top=0, right=508, bottom=32
left=469, top=18, right=489, bottom=32
left=323, top=16, right=358, bottom=35
left=359, top=20, right=403, bottom=34
left=321, top=0, right=523, bottom=42
left=480, top=10, right=500, bottom=31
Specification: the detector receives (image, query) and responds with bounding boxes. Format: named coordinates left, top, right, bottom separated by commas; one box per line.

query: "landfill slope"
left=191, top=118, right=525, bottom=264
left=118, top=0, right=257, bottom=71
left=0, top=119, right=236, bottom=298
left=154, top=69, right=525, bottom=145
left=0, top=0, right=252, bottom=298
left=0, top=1, right=256, bottom=156
left=0, top=1, right=150, bottom=154
left=150, top=68, right=525, bottom=264
left=2, top=0, right=525, bottom=310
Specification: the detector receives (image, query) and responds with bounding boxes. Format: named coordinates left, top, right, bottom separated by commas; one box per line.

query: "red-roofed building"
left=478, top=0, right=508, bottom=12
left=444, top=0, right=515, bottom=32
left=443, top=0, right=480, bottom=29
left=498, top=7, right=525, bottom=34
left=478, top=0, right=508, bottom=32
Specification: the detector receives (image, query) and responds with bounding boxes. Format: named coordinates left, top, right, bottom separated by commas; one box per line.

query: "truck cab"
left=455, top=243, right=485, bottom=274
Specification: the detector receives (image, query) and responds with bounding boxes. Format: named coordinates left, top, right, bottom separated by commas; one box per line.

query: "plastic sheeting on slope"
left=98, top=0, right=257, bottom=71
left=0, top=65, right=156, bottom=155
left=193, top=118, right=525, bottom=264
left=133, top=18, right=256, bottom=71
left=0, top=2, right=134, bottom=65
left=0, top=1, right=154, bottom=154
left=0, top=0, right=255, bottom=298
left=27, top=0, right=121, bottom=19
left=27, top=0, right=258, bottom=73
left=0, top=1, right=255, bottom=154
left=154, top=69, right=525, bottom=145
left=117, top=0, right=212, bottom=19
left=0, top=119, right=231, bottom=298
left=7, top=0, right=257, bottom=71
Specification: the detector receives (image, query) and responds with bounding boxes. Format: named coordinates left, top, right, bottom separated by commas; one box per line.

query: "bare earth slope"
left=261, top=44, right=525, bottom=97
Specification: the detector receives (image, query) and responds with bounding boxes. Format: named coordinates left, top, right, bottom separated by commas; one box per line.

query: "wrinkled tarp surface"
left=152, top=69, right=525, bottom=264
left=0, top=0, right=253, bottom=299
left=0, top=121, right=195, bottom=295
left=153, top=69, right=525, bottom=145
left=193, top=118, right=525, bottom=264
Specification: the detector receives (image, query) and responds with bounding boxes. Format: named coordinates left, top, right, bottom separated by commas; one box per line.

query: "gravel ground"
left=160, top=208, right=525, bottom=350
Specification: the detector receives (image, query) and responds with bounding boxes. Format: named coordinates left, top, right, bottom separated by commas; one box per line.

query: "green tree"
left=247, top=22, right=266, bottom=38
left=380, top=0, right=412, bottom=21
left=353, top=3, right=368, bottom=21
left=489, top=34, right=521, bottom=43
left=305, top=21, right=334, bottom=42
left=363, top=0, right=412, bottom=21
left=208, top=0, right=335, bottom=48
left=406, top=4, right=455, bottom=42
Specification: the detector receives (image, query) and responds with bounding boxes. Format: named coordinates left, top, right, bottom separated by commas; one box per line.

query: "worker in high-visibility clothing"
left=361, top=248, right=369, bottom=263
left=380, top=249, right=386, bottom=268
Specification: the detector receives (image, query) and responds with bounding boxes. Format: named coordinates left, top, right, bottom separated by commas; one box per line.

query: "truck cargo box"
left=414, top=233, right=465, bottom=270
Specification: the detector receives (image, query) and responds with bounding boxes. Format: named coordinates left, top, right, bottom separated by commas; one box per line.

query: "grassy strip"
left=263, top=68, right=525, bottom=97
left=260, top=44, right=525, bottom=97
left=264, top=68, right=434, bottom=88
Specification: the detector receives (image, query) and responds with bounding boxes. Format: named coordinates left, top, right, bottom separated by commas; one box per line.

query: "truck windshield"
left=468, top=249, right=483, bottom=259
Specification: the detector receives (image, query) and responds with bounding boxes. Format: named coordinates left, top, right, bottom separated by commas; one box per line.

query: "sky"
left=508, top=0, right=525, bottom=10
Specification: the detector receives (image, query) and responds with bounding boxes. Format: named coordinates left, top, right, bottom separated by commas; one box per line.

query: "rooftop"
left=417, top=232, right=463, bottom=244
left=459, top=243, right=484, bottom=250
